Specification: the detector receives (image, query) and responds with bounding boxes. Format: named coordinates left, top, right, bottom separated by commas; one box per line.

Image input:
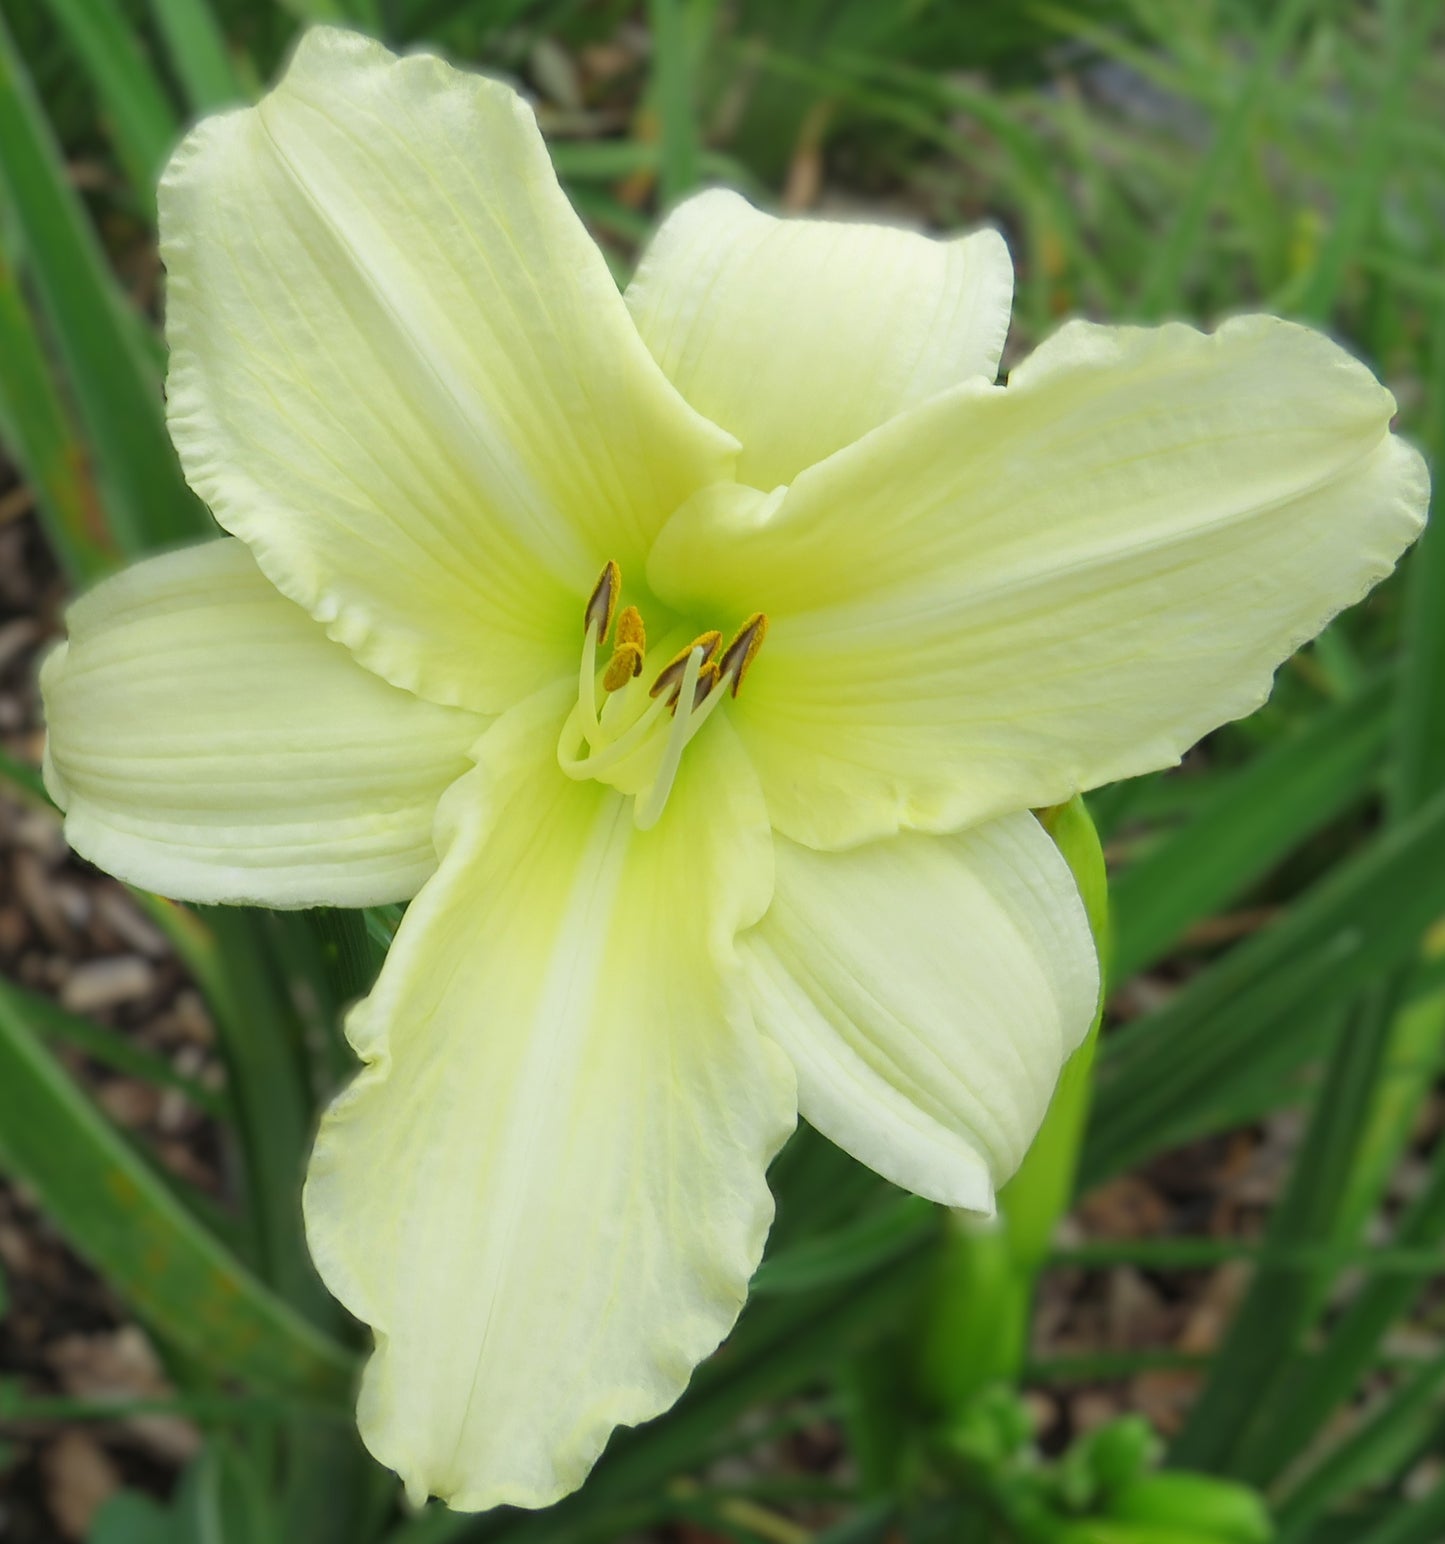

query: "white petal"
left=161, top=27, right=735, bottom=715
left=741, top=812, right=1097, bottom=1210
left=649, top=316, right=1430, bottom=848
left=626, top=188, right=1012, bottom=488
left=41, top=541, right=482, bottom=907
left=303, top=685, right=794, bottom=1511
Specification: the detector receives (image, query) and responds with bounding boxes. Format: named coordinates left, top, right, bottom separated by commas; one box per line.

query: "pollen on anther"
left=649, top=631, right=722, bottom=701
left=602, top=605, right=647, bottom=691
left=584, top=560, right=622, bottom=642
left=717, top=613, right=768, bottom=696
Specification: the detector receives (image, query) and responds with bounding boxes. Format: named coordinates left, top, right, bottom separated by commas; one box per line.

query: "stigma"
left=558, top=562, right=767, bottom=830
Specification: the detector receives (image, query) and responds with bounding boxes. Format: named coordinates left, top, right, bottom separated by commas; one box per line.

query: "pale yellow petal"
left=743, top=812, right=1097, bottom=1210
left=161, top=27, right=735, bottom=715
left=650, top=316, right=1429, bottom=848
left=303, top=685, right=794, bottom=1511
left=626, top=188, right=1012, bottom=488
left=41, top=540, right=483, bottom=907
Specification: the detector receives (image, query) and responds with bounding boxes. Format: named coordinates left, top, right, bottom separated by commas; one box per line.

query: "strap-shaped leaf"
left=0, top=979, right=353, bottom=1403
left=0, top=12, right=207, bottom=555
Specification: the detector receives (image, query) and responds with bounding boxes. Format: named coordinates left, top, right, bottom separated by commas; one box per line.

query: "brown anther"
left=584, top=560, right=622, bottom=642
left=689, top=660, right=722, bottom=711
left=717, top=613, right=768, bottom=696
left=649, top=631, right=722, bottom=701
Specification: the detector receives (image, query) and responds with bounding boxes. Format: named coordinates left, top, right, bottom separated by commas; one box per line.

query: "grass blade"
left=42, top=0, right=180, bottom=202
left=0, top=979, right=353, bottom=1403
left=1223, top=1132, right=1445, bottom=1486
left=1350, top=1479, right=1445, bottom=1544
left=1392, top=306, right=1445, bottom=820
left=1136, top=0, right=1315, bottom=315
left=146, top=0, right=248, bottom=113
left=1109, top=678, right=1389, bottom=984
left=1291, top=0, right=1431, bottom=321
left=1277, top=1352, right=1445, bottom=1541
left=1087, top=788, right=1445, bottom=1183
left=648, top=0, right=707, bottom=206
left=193, top=909, right=336, bottom=1323
left=1168, top=984, right=1397, bottom=1471
left=10, top=978, right=225, bottom=1118
left=0, top=11, right=208, bottom=555
left=0, top=237, right=118, bottom=580
left=750, top=1196, right=936, bottom=1296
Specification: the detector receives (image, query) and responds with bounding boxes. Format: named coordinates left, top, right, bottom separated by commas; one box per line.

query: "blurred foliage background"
left=0, top=0, right=1443, bottom=1541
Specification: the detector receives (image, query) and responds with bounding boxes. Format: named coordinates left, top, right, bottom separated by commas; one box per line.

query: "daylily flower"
left=40, top=24, right=1427, bottom=1513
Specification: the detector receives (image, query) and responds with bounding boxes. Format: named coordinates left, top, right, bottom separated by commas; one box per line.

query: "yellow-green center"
left=556, top=561, right=766, bottom=829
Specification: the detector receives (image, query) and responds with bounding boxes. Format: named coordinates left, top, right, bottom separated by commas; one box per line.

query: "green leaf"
left=1168, top=985, right=1397, bottom=1471
left=1134, top=0, right=1315, bottom=314
left=41, top=0, right=181, bottom=203
left=648, top=0, right=710, bottom=205
left=1276, top=1352, right=1445, bottom=1542
left=1086, top=787, right=1445, bottom=1185
left=0, top=237, right=119, bottom=580
left=0, top=11, right=208, bottom=556
left=146, top=0, right=248, bottom=113
left=192, top=909, right=337, bottom=1321
left=173, top=1442, right=279, bottom=1544
left=821, top=48, right=1120, bottom=314
left=1109, top=678, right=1389, bottom=984
left=14, top=977, right=226, bottom=1116
left=88, top=1491, right=182, bottom=1544
left=1393, top=306, right=1445, bottom=820
left=1291, top=0, right=1432, bottom=322
left=751, top=1195, right=936, bottom=1296
left=0, top=978, right=354, bottom=1403
left=1350, top=1480, right=1445, bottom=1544
left=1218, top=1130, right=1445, bottom=1486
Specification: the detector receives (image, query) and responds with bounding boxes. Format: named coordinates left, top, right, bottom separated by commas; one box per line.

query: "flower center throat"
left=556, top=560, right=766, bottom=830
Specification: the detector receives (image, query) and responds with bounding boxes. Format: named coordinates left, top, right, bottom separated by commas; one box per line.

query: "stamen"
left=635, top=644, right=705, bottom=831
left=577, top=616, right=602, bottom=745
left=603, top=605, right=646, bottom=692
left=563, top=580, right=768, bottom=827
left=583, top=560, right=621, bottom=643
left=650, top=631, right=722, bottom=702
left=558, top=691, right=671, bottom=780
left=690, top=659, right=721, bottom=711
left=717, top=613, right=768, bottom=697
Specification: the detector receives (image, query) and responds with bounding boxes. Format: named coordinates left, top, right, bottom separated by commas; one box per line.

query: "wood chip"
left=92, top=889, right=168, bottom=958
left=14, top=849, right=74, bottom=949
left=59, top=956, right=155, bottom=1015
left=0, top=617, right=38, bottom=671
left=96, top=1079, right=159, bottom=1129
left=48, top=1328, right=201, bottom=1464
left=40, top=1431, right=120, bottom=1540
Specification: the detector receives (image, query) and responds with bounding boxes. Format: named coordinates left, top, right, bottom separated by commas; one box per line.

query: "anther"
left=717, top=613, right=768, bottom=696
left=602, top=606, right=646, bottom=692
left=690, top=660, right=722, bottom=711
left=649, top=631, right=722, bottom=702
left=583, top=560, right=622, bottom=643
